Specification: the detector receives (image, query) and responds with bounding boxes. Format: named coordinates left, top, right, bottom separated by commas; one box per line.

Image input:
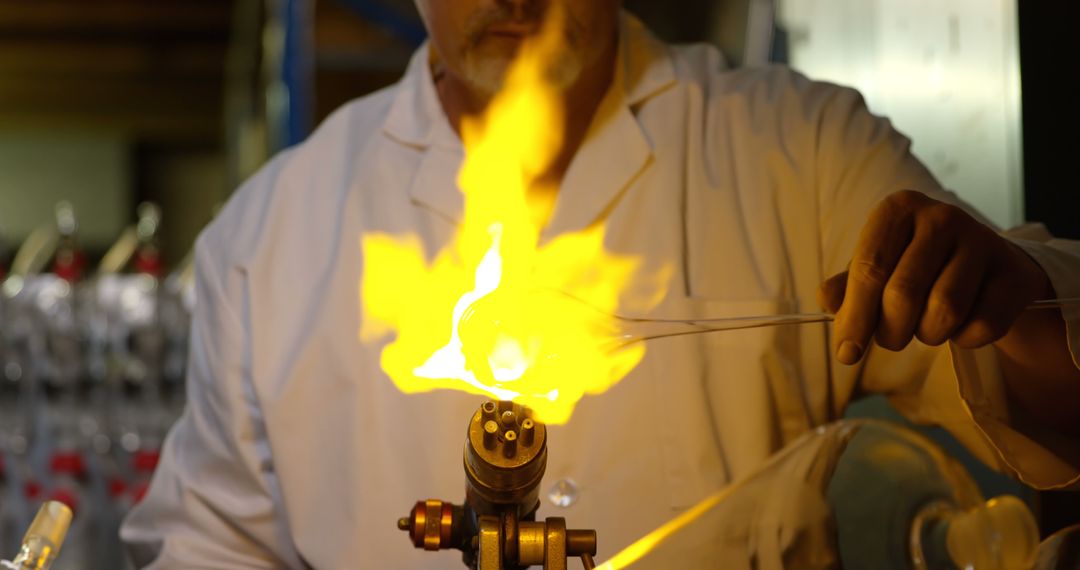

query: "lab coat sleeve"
left=119, top=230, right=306, bottom=568
left=811, top=81, right=1080, bottom=489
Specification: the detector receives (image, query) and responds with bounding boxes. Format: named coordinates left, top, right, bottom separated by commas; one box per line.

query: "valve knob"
left=398, top=499, right=454, bottom=551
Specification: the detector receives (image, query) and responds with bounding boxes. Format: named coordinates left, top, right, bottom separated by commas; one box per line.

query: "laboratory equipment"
left=595, top=419, right=1041, bottom=570
left=1034, top=524, right=1080, bottom=570
left=398, top=400, right=598, bottom=569
left=0, top=203, right=192, bottom=570
left=1, top=500, right=73, bottom=570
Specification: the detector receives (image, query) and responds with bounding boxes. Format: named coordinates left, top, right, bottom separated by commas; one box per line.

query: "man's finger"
left=834, top=192, right=920, bottom=364
left=875, top=223, right=953, bottom=351
left=817, top=271, right=847, bottom=314
left=953, top=270, right=1029, bottom=349
left=916, top=246, right=988, bottom=346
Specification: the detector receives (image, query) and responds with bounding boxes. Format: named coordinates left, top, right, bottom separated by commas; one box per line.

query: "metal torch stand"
left=476, top=512, right=596, bottom=570
left=399, top=401, right=597, bottom=569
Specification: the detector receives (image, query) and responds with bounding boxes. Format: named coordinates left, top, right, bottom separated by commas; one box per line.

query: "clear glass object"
left=547, top=478, right=581, bottom=508
left=2, top=501, right=72, bottom=570
left=598, top=420, right=1043, bottom=570
left=463, top=289, right=1080, bottom=352
left=610, top=298, right=1080, bottom=347
left=1033, top=524, right=1080, bottom=570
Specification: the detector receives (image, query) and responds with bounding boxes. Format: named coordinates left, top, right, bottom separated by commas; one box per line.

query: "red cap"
left=50, top=451, right=87, bottom=479
left=132, top=449, right=160, bottom=473
left=24, top=480, right=42, bottom=500
left=108, top=477, right=128, bottom=499
left=132, top=481, right=150, bottom=504
left=48, top=487, right=80, bottom=514
left=53, top=249, right=86, bottom=282
left=133, top=248, right=163, bottom=276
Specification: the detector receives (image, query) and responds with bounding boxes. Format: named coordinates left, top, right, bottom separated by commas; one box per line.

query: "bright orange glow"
left=360, top=7, right=667, bottom=424
left=595, top=487, right=736, bottom=570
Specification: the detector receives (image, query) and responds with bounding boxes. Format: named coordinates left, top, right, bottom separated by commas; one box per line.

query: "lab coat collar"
left=382, top=44, right=457, bottom=150
left=382, top=11, right=677, bottom=228
left=619, top=12, right=679, bottom=107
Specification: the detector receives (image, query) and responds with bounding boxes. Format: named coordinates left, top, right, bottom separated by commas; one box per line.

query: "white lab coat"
left=121, top=13, right=1080, bottom=569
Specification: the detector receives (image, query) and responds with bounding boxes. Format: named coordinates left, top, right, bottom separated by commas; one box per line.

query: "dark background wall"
left=1018, top=0, right=1080, bottom=534
left=1019, top=0, right=1080, bottom=239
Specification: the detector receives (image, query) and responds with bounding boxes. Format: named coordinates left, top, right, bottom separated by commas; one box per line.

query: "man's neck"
left=434, top=36, right=619, bottom=187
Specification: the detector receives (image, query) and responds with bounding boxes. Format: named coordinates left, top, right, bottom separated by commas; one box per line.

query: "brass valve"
left=397, top=499, right=460, bottom=551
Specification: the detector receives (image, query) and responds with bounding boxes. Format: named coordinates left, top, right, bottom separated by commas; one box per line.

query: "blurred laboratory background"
left=0, top=0, right=1076, bottom=568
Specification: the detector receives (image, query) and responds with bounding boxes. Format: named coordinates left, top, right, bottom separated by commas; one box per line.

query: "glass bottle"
left=2, top=500, right=71, bottom=570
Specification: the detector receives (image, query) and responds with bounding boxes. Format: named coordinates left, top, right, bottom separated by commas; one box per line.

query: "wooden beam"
left=0, top=0, right=230, bottom=142
left=0, top=38, right=225, bottom=78
left=0, top=114, right=221, bottom=143
left=0, top=1, right=231, bottom=38
left=0, top=75, right=221, bottom=111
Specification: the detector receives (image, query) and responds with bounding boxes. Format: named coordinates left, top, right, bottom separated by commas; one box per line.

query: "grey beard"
left=461, top=45, right=586, bottom=97
left=460, top=6, right=594, bottom=98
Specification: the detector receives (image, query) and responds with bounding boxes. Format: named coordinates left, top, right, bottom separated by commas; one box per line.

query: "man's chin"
left=462, top=53, right=583, bottom=98
left=461, top=56, right=514, bottom=97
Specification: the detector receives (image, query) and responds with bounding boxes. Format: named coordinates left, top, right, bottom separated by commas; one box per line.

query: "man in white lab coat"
left=121, top=0, right=1080, bottom=568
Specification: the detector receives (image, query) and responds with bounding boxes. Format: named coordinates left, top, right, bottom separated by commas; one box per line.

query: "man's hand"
left=818, top=190, right=1054, bottom=365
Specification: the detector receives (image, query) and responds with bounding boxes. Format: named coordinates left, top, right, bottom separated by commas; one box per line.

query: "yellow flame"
left=360, top=7, right=666, bottom=424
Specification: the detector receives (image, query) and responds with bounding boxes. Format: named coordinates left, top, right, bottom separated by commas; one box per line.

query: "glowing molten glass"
left=359, top=9, right=665, bottom=425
